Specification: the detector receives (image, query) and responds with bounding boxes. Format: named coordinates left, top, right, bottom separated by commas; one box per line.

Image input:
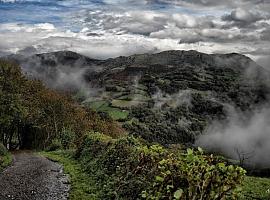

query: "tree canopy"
left=0, top=60, right=124, bottom=149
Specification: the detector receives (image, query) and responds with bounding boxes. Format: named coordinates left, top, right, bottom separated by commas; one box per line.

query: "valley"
left=7, top=50, right=270, bottom=145
left=1, top=50, right=270, bottom=199
left=1, top=0, right=270, bottom=199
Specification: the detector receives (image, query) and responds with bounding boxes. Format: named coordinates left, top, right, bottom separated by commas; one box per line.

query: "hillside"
left=1, top=52, right=269, bottom=200
left=5, top=50, right=270, bottom=145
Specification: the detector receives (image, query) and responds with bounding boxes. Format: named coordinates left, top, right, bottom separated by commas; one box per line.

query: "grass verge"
left=0, top=153, right=12, bottom=172
left=241, top=176, right=270, bottom=199
left=40, top=150, right=99, bottom=200
left=40, top=150, right=270, bottom=200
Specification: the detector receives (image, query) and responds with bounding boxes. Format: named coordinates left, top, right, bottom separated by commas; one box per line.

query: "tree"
left=0, top=59, right=125, bottom=149
left=234, top=147, right=255, bottom=167
left=0, top=60, right=26, bottom=148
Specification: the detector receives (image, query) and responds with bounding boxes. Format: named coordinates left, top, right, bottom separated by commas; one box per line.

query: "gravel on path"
left=0, top=151, right=70, bottom=200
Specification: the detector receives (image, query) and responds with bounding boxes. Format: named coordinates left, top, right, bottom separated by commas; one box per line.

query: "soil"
left=0, top=151, right=69, bottom=200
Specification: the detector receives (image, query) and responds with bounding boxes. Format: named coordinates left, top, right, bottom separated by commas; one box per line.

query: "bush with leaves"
left=76, top=133, right=246, bottom=200
left=142, top=148, right=246, bottom=200
left=59, top=127, right=76, bottom=149
left=0, top=143, right=7, bottom=156
left=46, top=139, right=62, bottom=151
left=0, top=142, right=11, bottom=171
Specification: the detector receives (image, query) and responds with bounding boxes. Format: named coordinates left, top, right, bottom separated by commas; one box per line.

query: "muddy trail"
left=0, top=151, right=69, bottom=200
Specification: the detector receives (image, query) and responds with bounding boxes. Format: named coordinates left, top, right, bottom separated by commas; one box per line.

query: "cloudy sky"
left=0, top=0, right=269, bottom=68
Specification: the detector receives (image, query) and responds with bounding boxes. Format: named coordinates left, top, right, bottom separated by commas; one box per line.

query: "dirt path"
left=0, top=151, right=70, bottom=200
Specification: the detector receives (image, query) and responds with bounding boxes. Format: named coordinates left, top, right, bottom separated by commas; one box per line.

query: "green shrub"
left=46, top=139, right=62, bottom=151
left=0, top=143, right=11, bottom=171
left=0, top=143, right=7, bottom=156
left=60, top=127, right=75, bottom=149
left=142, top=148, right=246, bottom=200
left=76, top=134, right=246, bottom=200
left=76, top=131, right=113, bottom=160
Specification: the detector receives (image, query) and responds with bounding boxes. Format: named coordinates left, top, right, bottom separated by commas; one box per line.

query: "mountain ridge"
left=2, top=49, right=270, bottom=144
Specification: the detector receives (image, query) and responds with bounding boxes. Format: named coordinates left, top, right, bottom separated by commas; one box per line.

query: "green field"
left=107, top=109, right=129, bottom=120
left=117, top=93, right=150, bottom=101
left=84, top=100, right=129, bottom=120
left=86, top=100, right=109, bottom=110
left=81, top=83, right=150, bottom=121
left=111, top=99, right=143, bottom=108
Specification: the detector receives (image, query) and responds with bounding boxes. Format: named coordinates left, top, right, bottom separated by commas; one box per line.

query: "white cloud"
left=222, top=8, right=268, bottom=28
left=0, top=20, right=267, bottom=62
left=196, top=107, right=270, bottom=167
left=151, top=0, right=270, bottom=10
left=256, top=55, right=270, bottom=70
left=0, top=0, right=270, bottom=62
left=0, top=23, right=180, bottom=58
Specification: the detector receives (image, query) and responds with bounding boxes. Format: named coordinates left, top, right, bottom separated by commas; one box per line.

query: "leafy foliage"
left=0, top=143, right=11, bottom=171
left=124, top=93, right=224, bottom=145
left=59, top=127, right=76, bottom=149
left=0, top=143, right=7, bottom=156
left=0, top=60, right=124, bottom=149
left=75, top=132, right=246, bottom=200
left=124, top=102, right=211, bottom=144
left=142, top=148, right=245, bottom=200
left=0, top=60, right=26, bottom=148
left=46, top=139, right=63, bottom=151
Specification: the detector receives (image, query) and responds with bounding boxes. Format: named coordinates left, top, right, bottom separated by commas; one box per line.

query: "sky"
left=0, top=0, right=269, bottom=68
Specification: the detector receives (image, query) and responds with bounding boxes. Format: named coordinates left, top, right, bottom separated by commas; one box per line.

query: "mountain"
left=4, top=51, right=102, bottom=91
left=4, top=50, right=270, bottom=144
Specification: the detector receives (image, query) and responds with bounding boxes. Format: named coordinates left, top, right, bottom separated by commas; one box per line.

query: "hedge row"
left=75, top=132, right=246, bottom=200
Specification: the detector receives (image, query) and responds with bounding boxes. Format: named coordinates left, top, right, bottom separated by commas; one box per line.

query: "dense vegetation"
left=8, top=50, right=270, bottom=145
left=73, top=132, right=246, bottom=200
left=123, top=94, right=224, bottom=144
left=42, top=150, right=270, bottom=200
left=241, top=176, right=270, bottom=199
left=1, top=53, right=268, bottom=199
left=85, top=51, right=270, bottom=145
left=0, top=60, right=124, bottom=150
left=0, top=143, right=11, bottom=171
left=121, top=59, right=269, bottom=144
